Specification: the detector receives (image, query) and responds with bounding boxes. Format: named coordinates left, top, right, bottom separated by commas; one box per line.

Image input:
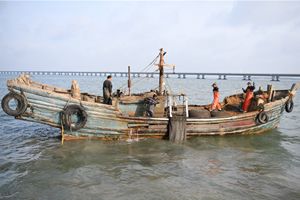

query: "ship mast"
left=158, top=48, right=165, bottom=95
left=156, top=48, right=175, bottom=95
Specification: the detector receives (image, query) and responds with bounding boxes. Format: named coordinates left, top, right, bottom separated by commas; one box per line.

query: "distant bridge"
left=1, top=71, right=300, bottom=81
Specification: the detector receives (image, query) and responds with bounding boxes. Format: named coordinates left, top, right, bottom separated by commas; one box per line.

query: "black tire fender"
left=285, top=99, right=294, bottom=113
left=211, top=110, right=232, bottom=118
left=62, top=104, right=87, bottom=131
left=188, top=109, right=211, bottom=119
left=1, top=92, right=28, bottom=117
left=256, top=111, right=269, bottom=124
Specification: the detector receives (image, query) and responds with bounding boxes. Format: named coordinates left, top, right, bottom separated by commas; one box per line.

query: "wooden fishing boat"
left=1, top=49, right=299, bottom=142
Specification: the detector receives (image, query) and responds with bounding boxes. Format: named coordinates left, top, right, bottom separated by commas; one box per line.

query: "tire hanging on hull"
left=256, top=111, right=269, bottom=125
left=61, top=104, right=87, bottom=131
left=1, top=92, right=28, bottom=117
left=285, top=99, right=294, bottom=113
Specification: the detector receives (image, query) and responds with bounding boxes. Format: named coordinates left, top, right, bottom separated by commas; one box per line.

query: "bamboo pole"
left=128, top=66, right=131, bottom=96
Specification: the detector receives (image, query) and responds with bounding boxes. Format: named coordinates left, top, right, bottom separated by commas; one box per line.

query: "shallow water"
left=0, top=75, right=300, bottom=200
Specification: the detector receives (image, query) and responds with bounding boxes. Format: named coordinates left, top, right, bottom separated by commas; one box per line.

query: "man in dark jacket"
left=145, top=94, right=158, bottom=117
left=103, top=75, right=113, bottom=105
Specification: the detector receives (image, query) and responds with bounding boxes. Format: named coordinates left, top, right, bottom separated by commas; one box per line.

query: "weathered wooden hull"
left=3, top=75, right=296, bottom=141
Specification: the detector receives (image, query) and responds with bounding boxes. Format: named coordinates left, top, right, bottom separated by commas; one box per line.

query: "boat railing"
left=167, top=94, right=189, bottom=118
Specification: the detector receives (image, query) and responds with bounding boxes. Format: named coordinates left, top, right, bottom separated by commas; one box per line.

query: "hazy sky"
left=0, top=1, right=299, bottom=73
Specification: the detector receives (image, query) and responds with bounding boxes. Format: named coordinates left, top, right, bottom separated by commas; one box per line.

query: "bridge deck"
left=1, top=71, right=300, bottom=81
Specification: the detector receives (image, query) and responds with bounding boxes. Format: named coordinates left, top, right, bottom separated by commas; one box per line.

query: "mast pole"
left=128, top=66, right=131, bottom=96
left=158, top=48, right=165, bottom=95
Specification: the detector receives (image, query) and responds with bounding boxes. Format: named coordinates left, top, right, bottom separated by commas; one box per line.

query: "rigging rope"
left=117, top=54, right=160, bottom=92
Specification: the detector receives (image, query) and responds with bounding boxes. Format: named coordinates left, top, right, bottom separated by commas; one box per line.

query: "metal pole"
left=184, top=96, right=189, bottom=118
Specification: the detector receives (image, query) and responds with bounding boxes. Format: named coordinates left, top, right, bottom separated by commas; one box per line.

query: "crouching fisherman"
left=210, top=83, right=222, bottom=111
left=242, top=82, right=255, bottom=112
left=103, top=75, right=113, bottom=105
left=145, top=94, right=159, bottom=117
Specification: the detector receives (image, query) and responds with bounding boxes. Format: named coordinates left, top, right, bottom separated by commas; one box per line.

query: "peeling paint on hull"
left=3, top=75, right=297, bottom=141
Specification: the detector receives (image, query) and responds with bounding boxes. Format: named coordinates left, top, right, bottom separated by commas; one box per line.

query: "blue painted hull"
left=3, top=75, right=296, bottom=140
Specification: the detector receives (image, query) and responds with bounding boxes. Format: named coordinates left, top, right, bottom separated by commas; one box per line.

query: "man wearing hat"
left=242, top=82, right=255, bottom=112
left=210, top=82, right=222, bottom=111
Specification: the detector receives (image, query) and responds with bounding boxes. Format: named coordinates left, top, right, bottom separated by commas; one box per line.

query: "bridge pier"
left=271, top=76, right=275, bottom=81
left=178, top=74, right=181, bottom=79
left=150, top=73, right=154, bottom=78
left=243, top=75, right=251, bottom=81
left=271, top=75, right=280, bottom=81
left=166, top=74, right=169, bottom=78
left=218, top=75, right=227, bottom=80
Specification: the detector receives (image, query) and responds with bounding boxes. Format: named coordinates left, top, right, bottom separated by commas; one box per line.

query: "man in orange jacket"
left=210, top=82, right=222, bottom=111
left=242, top=82, right=255, bottom=112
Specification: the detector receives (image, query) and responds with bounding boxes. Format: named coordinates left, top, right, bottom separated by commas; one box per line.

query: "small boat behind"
left=1, top=49, right=299, bottom=142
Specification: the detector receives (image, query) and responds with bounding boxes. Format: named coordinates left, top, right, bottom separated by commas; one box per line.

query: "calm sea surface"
left=0, top=75, right=300, bottom=200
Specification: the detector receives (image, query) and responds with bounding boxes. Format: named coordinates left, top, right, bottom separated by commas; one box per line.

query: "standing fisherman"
left=103, top=75, right=113, bottom=105
left=210, top=82, right=222, bottom=111
left=242, top=82, right=255, bottom=112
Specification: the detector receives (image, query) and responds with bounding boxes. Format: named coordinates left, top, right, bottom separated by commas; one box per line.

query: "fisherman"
left=103, top=75, right=113, bottom=105
left=210, top=82, right=222, bottom=111
left=242, top=82, right=255, bottom=112
left=145, top=94, right=158, bottom=117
